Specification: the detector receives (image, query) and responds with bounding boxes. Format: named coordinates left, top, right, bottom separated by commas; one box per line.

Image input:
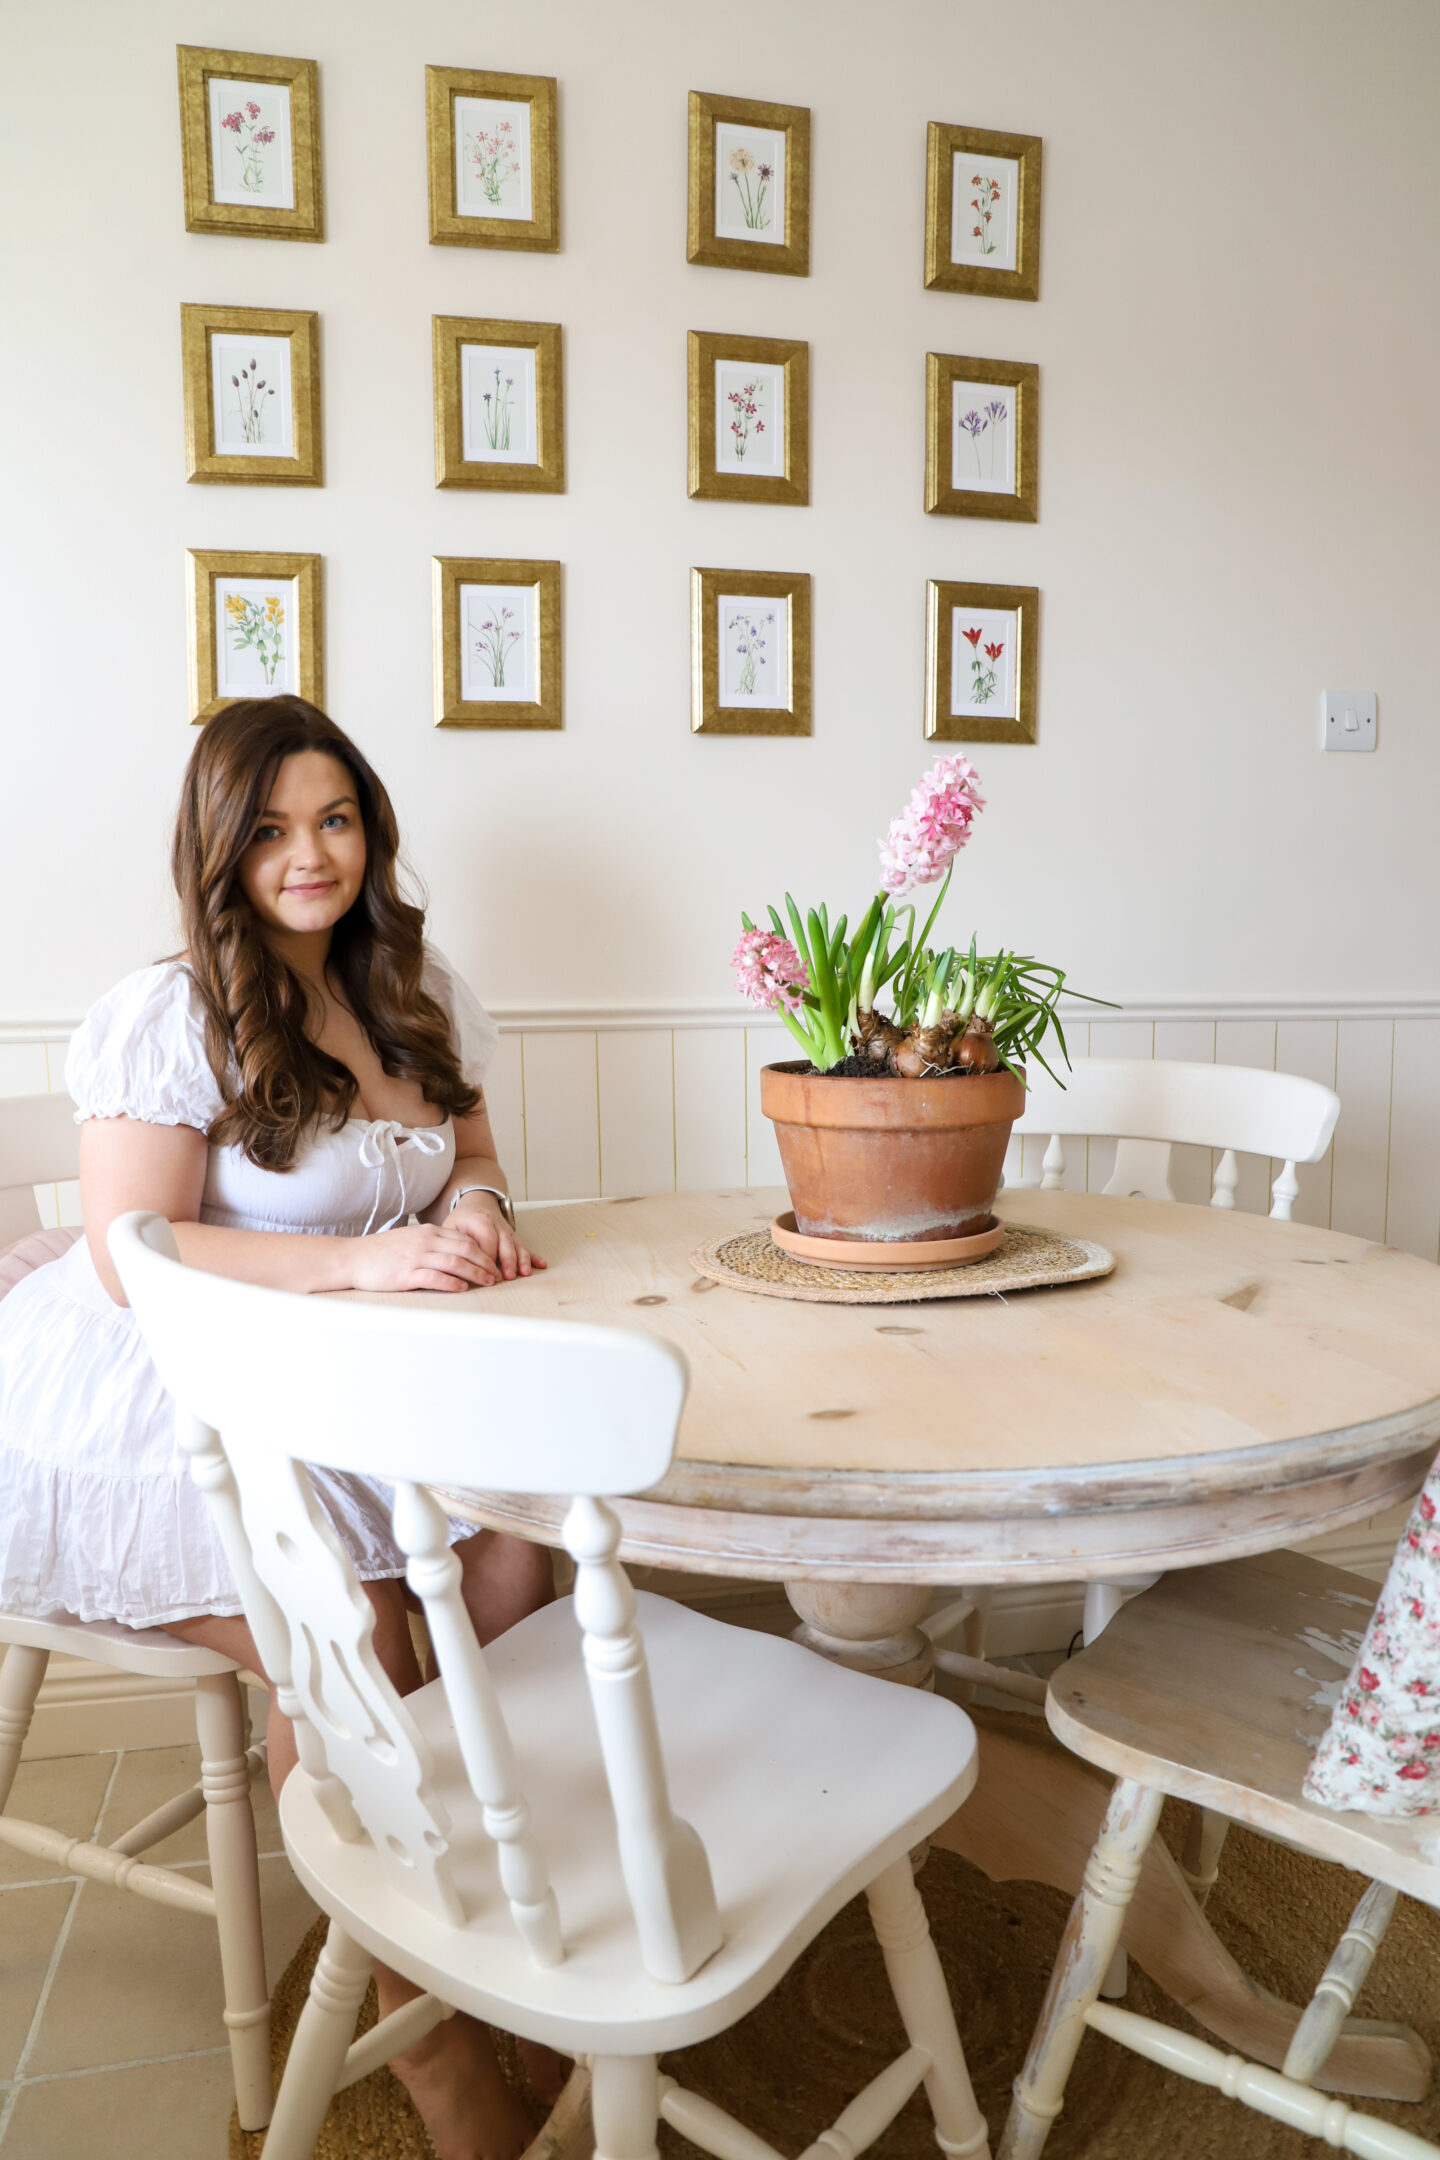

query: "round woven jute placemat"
left=689, top=1221, right=1114, bottom=1305
left=234, top=1799, right=1440, bottom=2160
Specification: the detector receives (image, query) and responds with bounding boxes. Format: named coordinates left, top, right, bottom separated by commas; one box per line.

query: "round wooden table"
left=428, top=1186, right=1440, bottom=2097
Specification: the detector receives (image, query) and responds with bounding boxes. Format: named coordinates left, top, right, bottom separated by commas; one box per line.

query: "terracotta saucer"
left=769, top=1212, right=1005, bottom=1273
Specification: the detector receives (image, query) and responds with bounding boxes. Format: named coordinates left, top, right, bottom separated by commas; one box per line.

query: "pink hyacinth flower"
left=877, top=753, right=986, bottom=896
left=732, top=928, right=809, bottom=1015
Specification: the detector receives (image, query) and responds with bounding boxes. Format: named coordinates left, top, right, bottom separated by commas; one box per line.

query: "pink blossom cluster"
left=877, top=755, right=986, bottom=896
left=732, top=928, right=809, bottom=1014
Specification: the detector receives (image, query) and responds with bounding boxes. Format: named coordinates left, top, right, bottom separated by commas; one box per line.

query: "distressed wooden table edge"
left=436, top=1445, right=1431, bottom=1585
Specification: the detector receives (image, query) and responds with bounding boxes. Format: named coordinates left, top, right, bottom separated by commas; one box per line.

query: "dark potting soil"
left=811, top=1056, right=976, bottom=1078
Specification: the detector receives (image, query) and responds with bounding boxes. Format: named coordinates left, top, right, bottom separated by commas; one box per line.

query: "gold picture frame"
left=181, top=304, right=322, bottom=485
left=926, top=580, right=1037, bottom=744
left=177, top=46, right=323, bottom=242
left=924, top=123, right=1042, bottom=301
left=187, top=551, right=323, bottom=724
left=925, top=353, right=1037, bottom=521
left=426, top=67, right=559, bottom=252
left=433, top=558, right=562, bottom=729
left=433, top=317, right=564, bottom=492
left=688, top=331, right=808, bottom=506
left=687, top=91, right=810, bottom=277
left=691, top=567, right=811, bottom=736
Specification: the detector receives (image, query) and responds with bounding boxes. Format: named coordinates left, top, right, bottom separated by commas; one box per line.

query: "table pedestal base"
left=784, top=1582, right=936, bottom=1688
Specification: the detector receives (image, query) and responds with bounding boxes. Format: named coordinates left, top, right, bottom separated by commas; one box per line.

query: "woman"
left=0, top=696, right=557, bottom=2160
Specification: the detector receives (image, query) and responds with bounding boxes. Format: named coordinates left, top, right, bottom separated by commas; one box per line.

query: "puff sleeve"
left=422, top=944, right=500, bottom=1090
left=64, top=963, right=228, bottom=1132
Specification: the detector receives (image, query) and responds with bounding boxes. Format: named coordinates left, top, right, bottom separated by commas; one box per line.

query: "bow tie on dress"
left=356, top=1118, right=449, bottom=1237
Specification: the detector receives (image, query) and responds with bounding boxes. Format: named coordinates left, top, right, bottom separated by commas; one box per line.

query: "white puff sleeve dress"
left=0, top=944, right=498, bottom=1628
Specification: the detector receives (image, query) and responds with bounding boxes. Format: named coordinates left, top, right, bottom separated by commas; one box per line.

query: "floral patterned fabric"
left=1304, top=1453, right=1440, bottom=1815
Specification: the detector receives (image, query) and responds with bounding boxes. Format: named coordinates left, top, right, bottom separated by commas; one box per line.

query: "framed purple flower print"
left=925, top=353, right=1038, bottom=521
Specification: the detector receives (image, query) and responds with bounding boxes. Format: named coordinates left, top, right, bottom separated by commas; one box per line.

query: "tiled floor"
left=0, top=1743, right=318, bottom=2158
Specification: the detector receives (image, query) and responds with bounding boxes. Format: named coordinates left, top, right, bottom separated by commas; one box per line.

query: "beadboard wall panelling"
left=674, top=1028, right=748, bottom=1193
left=744, top=1026, right=794, bottom=1189
left=1274, top=1018, right=1340, bottom=1229
left=5, top=1003, right=1440, bottom=1262
left=597, top=1029, right=677, bottom=1198
left=483, top=1032, right=527, bottom=1198
left=1388, top=1020, right=1440, bottom=1259
left=516, top=1031, right=600, bottom=1203
left=1332, top=1020, right=1397, bottom=1243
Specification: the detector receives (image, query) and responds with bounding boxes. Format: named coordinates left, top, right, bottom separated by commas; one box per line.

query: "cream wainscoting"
left=3, top=1000, right=1436, bottom=1756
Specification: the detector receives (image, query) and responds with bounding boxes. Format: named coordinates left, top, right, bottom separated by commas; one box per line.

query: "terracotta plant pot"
left=759, top=1060, right=1025, bottom=1243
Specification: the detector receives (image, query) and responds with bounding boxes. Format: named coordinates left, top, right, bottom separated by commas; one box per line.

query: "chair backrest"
left=1012, top=1059, right=1340, bottom=1220
left=108, top=1210, right=722, bottom=1987
left=0, top=1092, right=80, bottom=1243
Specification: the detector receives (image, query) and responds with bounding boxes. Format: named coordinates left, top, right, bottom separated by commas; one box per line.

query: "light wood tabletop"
left=421, top=1186, right=1440, bottom=1586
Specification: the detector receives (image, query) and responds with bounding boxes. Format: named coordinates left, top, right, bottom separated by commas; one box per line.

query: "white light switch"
left=1321, top=690, right=1377, bottom=752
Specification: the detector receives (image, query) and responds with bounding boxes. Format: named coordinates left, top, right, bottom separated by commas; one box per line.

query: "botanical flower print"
left=949, top=382, right=1015, bottom=494
left=715, top=362, right=783, bottom=476
left=1305, top=1453, right=1440, bottom=1816
left=970, top=174, right=1000, bottom=254
left=949, top=153, right=1019, bottom=271
left=717, top=597, right=787, bottom=707
left=461, top=346, right=537, bottom=465
left=727, top=379, right=764, bottom=460
left=466, top=116, right=522, bottom=209
left=728, top=145, right=773, bottom=230
left=949, top=608, right=1016, bottom=719
left=729, top=610, right=774, bottom=697
left=454, top=98, right=532, bottom=221
left=224, top=592, right=285, bottom=687
left=207, top=80, right=294, bottom=210
left=715, top=124, right=784, bottom=244
left=227, top=357, right=273, bottom=445
left=470, top=601, right=521, bottom=688
left=480, top=368, right=514, bottom=452
left=211, top=335, right=292, bottom=458
left=219, top=101, right=276, bottom=194
left=460, top=585, right=535, bottom=702
left=961, top=625, right=1002, bottom=706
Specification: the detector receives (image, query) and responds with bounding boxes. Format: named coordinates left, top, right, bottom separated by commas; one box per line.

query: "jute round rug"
left=231, top=1802, right=1440, bottom=2159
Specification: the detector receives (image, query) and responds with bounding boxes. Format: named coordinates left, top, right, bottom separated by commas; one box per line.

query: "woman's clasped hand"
left=349, top=1209, right=546, bottom=1294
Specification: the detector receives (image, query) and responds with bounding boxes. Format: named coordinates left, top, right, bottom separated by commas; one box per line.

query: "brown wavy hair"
left=172, top=696, right=480, bottom=1170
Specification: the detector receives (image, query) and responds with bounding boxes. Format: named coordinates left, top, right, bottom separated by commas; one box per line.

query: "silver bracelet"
left=449, top=1183, right=517, bottom=1231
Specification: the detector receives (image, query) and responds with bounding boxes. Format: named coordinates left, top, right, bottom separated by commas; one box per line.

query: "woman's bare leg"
left=169, top=1580, right=534, bottom=2160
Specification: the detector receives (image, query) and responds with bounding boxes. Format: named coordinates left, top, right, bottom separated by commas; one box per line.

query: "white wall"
left=3, top=0, right=1439, bottom=1024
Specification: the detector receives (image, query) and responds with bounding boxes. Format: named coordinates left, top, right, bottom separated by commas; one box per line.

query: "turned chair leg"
left=867, top=1854, right=991, bottom=2160
left=593, top=2054, right=662, bottom=2160
left=1179, top=1805, right=1231, bottom=1911
left=263, top=1920, right=374, bottom=2160
left=0, top=1644, right=49, bottom=1813
left=194, top=1673, right=272, bottom=2132
left=998, top=1779, right=1163, bottom=2160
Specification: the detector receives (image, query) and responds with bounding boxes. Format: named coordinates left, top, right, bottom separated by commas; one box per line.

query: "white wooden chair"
left=1010, top=1056, right=1340, bottom=1221
left=0, top=1094, right=273, bottom=2131
left=998, top=1551, right=1438, bottom=2160
left=109, top=1208, right=994, bottom=2160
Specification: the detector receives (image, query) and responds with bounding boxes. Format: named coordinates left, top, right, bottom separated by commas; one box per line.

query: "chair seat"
left=279, top=1590, right=977, bottom=2056
left=0, top=1606, right=241, bottom=1678
left=1047, top=1549, right=1440, bottom=1901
